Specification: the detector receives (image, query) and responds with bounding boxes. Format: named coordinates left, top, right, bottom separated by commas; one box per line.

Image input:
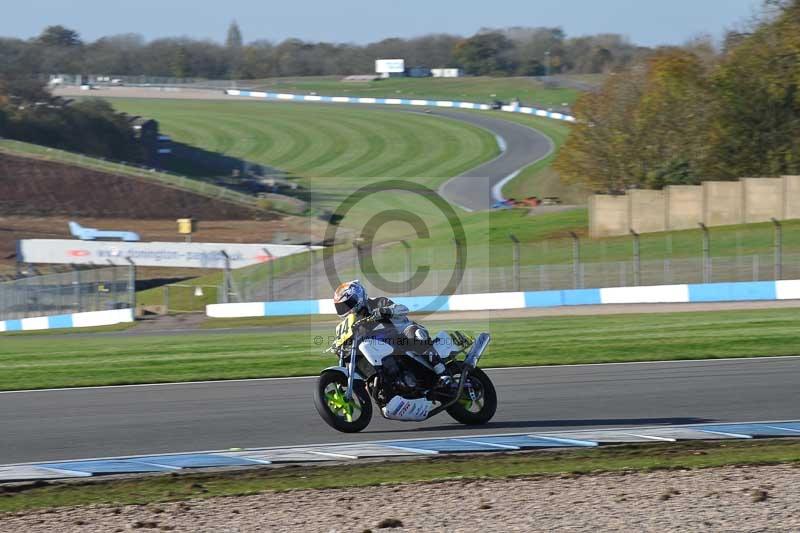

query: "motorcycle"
left=313, top=313, right=497, bottom=433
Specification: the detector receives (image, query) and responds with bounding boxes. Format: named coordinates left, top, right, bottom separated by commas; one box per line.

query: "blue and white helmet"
left=333, top=280, right=367, bottom=317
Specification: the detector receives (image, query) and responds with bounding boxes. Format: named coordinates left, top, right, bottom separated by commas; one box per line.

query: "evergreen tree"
left=226, top=21, right=243, bottom=79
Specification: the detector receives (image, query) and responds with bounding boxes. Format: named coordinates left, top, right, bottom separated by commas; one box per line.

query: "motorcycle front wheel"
left=446, top=366, right=497, bottom=425
left=313, top=370, right=373, bottom=433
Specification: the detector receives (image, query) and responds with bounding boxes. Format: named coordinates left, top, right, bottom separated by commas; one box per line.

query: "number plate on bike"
left=333, top=313, right=356, bottom=348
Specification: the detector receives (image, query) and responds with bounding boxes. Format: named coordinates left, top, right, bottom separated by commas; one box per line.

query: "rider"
left=333, top=280, right=448, bottom=376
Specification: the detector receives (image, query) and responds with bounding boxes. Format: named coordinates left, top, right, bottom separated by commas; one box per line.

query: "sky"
left=5, top=0, right=761, bottom=46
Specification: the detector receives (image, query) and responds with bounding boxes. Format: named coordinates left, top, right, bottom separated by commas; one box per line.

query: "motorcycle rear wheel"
left=314, top=370, right=373, bottom=433
left=446, top=366, right=497, bottom=425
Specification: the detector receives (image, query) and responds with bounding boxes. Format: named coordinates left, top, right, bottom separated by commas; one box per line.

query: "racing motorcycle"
left=313, top=313, right=496, bottom=432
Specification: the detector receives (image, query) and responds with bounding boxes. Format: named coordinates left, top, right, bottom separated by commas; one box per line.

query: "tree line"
left=0, top=81, right=144, bottom=162
left=0, top=23, right=652, bottom=80
left=555, top=0, right=800, bottom=192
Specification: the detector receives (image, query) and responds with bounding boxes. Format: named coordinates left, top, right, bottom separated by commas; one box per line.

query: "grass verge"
left=0, top=307, right=798, bottom=390
left=2, top=439, right=798, bottom=513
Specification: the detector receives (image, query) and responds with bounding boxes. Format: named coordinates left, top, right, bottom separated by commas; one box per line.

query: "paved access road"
left=2, top=356, right=798, bottom=464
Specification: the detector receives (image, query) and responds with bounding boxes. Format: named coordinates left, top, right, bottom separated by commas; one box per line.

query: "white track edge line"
left=4, top=419, right=798, bottom=469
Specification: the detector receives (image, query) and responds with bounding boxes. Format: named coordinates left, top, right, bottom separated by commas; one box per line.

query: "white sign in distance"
left=375, top=59, right=405, bottom=74
left=18, top=240, right=323, bottom=269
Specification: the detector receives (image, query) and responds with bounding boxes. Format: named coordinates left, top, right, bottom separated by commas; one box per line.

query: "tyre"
left=314, top=370, right=373, bottom=433
left=446, top=366, right=497, bottom=425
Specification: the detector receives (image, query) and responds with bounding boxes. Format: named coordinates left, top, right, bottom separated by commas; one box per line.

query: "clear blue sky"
left=7, top=0, right=760, bottom=46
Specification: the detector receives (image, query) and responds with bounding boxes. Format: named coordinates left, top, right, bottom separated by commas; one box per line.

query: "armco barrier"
left=0, top=308, right=134, bottom=333
left=226, top=90, right=576, bottom=122
left=206, top=279, right=800, bottom=318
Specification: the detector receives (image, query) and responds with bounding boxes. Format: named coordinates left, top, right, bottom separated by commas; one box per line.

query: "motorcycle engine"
left=381, top=355, right=425, bottom=399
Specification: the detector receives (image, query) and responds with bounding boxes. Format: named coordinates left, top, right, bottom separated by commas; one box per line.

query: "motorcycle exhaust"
left=465, top=333, right=491, bottom=369
left=426, top=332, right=491, bottom=419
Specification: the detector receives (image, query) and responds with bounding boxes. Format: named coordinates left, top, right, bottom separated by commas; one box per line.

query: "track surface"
left=2, top=357, right=798, bottom=464
left=435, top=110, right=553, bottom=210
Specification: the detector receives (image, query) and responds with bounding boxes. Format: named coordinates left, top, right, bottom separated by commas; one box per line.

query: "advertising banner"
left=375, top=59, right=405, bottom=73
left=18, top=240, right=322, bottom=269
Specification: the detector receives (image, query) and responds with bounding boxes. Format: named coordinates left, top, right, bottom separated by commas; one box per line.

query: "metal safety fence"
left=0, top=266, right=134, bottom=321
left=221, top=221, right=800, bottom=304
left=221, top=252, right=800, bottom=304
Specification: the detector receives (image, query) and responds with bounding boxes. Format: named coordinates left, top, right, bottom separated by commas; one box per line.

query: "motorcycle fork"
left=344, top=338, right=358, bottom=401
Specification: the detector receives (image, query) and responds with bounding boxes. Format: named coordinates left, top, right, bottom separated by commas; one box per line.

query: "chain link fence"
left=0, top=267, right=134, bottom=321
left=221, top=223, right=800, bottom=304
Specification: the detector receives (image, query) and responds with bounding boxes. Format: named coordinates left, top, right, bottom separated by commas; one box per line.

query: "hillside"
left=0, top=151, right=274, bottom=220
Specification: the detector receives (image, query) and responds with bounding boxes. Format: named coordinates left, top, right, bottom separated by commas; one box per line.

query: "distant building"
left=407, top=66, right=431, bottom=78
left=432, top=68, right=463, bottom=78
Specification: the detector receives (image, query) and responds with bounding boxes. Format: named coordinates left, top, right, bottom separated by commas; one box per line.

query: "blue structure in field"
left=69, top=221, right=140, bottom=242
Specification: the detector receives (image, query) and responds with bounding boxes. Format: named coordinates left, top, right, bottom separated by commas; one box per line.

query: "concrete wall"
left=589, top=195, right=629, bottom=238
left=703, top=181, right=743, bottom=226
left=665, top=185, right=703, bottom=230
left=742, top=178, right=783, bottom=223
left=784, top=176, right=800, bottom=219
left=628, top=190, right=666, bottom=234
left=590, top=176, right=800, bottom=238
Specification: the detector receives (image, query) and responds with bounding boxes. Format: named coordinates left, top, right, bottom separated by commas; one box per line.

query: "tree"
left=706, top=0, right=800, bottom=178
left=454, top=32, right=516, bottom=75
left=555, top=49, right=715, bottom=192
left=37, top=26, right=82, bottom=48
left=635, top=50, right=716, bottom=187
left=226, top=21, right=243, bottom=50
left=226, top=21, right=243, bottom=78
left=554, top=67, right=649, bottom=192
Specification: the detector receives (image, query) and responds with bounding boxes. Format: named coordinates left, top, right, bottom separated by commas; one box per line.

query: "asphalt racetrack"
left=435, top=109, right=553, bottom=210
left=2, top=357, right=799, bottom=464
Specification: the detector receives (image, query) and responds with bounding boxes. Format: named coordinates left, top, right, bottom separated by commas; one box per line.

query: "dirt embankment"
left=0, top=152, right=272, bottom=220
left=1, top=464, right=798, bottom=532
left=0, top=151, right=329, bottom=275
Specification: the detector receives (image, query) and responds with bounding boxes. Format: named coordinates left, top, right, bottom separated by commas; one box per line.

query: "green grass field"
left=240, top=76, right=579, bottom=108
left=363, top=205, right=800, bottom=273
left=1, top=307, right=798, bottom=391
left=108, top=99, right=498, bottom=183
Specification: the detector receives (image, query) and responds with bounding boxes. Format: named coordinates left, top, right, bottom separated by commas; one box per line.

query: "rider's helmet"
left=333, top=280, right=367, bottom=317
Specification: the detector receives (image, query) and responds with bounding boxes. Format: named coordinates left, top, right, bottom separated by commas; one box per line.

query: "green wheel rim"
left=324, top=383, right=361, bottom=423
left=458, top=378, right=485, bottom=413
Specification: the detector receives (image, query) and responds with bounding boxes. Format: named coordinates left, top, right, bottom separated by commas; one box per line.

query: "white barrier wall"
left=227, top=90, right=576, bottom=122
left=206, top=279, right=797, bottom=318
left=0, top=308, right=134, bottom=332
